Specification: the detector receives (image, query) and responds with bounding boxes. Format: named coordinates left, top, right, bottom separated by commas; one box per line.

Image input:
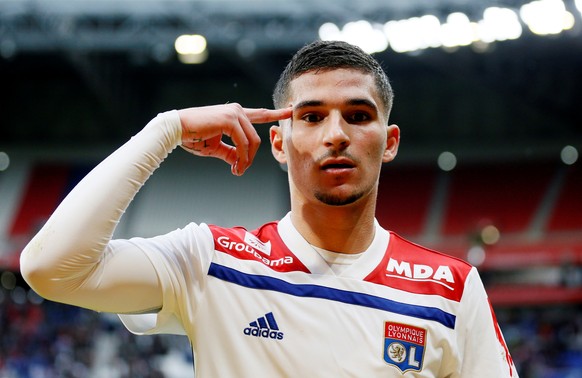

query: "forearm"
left=20, top=110, right=182, bottom=310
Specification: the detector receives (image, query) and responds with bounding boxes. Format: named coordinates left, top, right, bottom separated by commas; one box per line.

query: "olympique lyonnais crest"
left=383, top=322, right=427, bottom=373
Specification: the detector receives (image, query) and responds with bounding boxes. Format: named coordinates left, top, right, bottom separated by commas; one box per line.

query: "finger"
left=181, top=139, right=238, bottom=167
left=244, top=107, right=292, bottom=124
left=223, top=120, right=250, bottom=175
left=180, top=144, right=200, bottom=156
left=237, top=112, right=262, bottom=173
left=233, top=107, right=291, bottom=174
left=208, top=140, right=236, bottom=163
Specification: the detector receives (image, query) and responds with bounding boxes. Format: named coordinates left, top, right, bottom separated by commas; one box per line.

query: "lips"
left=320, top=157, right=356, bottom=171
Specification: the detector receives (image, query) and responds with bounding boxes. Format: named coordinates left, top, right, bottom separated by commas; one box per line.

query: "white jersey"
left=19, top=110, right=517, bottom=377
left=119, top=214, right=518, bottom=377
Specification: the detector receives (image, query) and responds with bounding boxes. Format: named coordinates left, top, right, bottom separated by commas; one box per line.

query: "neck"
left=290, top=194, right=377, bottom=254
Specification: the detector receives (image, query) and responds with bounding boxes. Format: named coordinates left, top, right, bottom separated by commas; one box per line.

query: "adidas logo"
left=243, top=312, right=284, bottom=340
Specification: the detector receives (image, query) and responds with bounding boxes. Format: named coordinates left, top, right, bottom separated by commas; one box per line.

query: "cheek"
left=375, top=141, right=388, bottom=158
left=362, top=134, right=387, bottom=158
left=286, top=132, right=316, bottom=161
left=360, top=137, right=389, bottom=171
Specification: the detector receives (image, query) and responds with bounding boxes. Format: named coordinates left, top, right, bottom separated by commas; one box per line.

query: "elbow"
left=20, top=231, right=108, bottom=304
left=20, top=243, right=69, bottom=302
left=20, top=265, right=53, bottom=300
left=20, top=247, right=52, bottom=300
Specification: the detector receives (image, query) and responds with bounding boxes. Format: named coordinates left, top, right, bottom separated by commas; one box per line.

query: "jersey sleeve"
left=456, top=268, right=519, bottom=377
left=20, top=110, right=183, bottom=313
left=118, top=222, right=215, bottom=336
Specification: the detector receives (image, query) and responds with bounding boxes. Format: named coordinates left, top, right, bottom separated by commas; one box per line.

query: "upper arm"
left=78, top=240, right=163, bottom=314
left=24, top=239, right=163, bottom=314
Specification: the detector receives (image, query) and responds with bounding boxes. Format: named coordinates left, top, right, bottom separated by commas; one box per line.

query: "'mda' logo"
left=244, top=312, right=284, bottom=340
left=386, top=258, right=455, bottom=290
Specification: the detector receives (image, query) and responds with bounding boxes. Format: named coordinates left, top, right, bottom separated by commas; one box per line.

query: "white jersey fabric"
left=20, top=111, right=518, bottom=378
left=119, top=214, right=517, bottom=377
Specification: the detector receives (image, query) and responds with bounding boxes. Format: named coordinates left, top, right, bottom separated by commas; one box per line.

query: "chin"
left=314, top=191, right=364, bottom=206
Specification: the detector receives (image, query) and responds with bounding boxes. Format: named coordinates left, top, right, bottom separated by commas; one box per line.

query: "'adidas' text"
left=243, top=327, right=284, bottom=340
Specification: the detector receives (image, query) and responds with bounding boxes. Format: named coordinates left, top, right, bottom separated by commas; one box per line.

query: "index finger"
left=244, top=107, right=292, bottom=124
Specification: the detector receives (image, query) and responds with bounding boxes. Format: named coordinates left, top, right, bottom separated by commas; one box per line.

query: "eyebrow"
left=293, top=100, right=323, bottom=111
left=346, top=98, right=379, bottom=112
left=293, top=98, right=378, bottom=113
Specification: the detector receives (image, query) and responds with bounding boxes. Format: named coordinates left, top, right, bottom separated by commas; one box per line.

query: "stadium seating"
left=1, top=157, right=581, bottom=377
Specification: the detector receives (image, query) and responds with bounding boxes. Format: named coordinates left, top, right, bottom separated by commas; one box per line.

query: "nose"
left=322, top=113, right=350, bottom=149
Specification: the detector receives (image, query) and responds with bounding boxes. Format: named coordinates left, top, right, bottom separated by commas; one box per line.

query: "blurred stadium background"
left=1, top=0, right=582, bottom=376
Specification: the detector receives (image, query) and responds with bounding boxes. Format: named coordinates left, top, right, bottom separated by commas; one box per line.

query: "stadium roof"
left=1, top=0, right=581, bottom=161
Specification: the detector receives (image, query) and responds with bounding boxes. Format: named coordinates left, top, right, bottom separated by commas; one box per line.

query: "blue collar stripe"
left=208, top=263, right=456, bottom=329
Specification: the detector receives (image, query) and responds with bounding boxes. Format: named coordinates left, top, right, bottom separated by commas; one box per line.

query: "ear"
left=270, top=125, right=287, bottom=164
left=382, top=124, right=400, bottom=163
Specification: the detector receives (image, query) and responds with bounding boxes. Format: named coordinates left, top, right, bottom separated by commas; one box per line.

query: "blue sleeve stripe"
left=208, top=263, right=456, bottom=329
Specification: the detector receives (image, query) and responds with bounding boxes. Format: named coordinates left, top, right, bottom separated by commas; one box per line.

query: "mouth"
left=321, top=163, right=354, bottom=170
left=320, top=158, right=356, bottom=171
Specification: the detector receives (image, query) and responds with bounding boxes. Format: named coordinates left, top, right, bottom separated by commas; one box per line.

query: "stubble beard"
left=314, top=189, right=365, bottom=206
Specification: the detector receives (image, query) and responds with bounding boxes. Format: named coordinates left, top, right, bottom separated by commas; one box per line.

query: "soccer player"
left=20, top=40, right=518, bottom=377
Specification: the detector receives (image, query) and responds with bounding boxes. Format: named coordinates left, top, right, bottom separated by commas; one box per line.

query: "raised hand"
left=178, top=103, right=292, bottom=175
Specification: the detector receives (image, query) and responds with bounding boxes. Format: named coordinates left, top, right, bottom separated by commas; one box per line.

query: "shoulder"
left=388, top=232, right=473, bottom=274
left=208, top=221, right=279, bottom=251
left=208, top=221, right=308, bottom=273
left=365, top=232, right=475, bottom=302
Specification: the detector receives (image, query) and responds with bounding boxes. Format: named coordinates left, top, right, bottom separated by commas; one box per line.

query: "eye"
left=348, top=111, right=371, bottom=123
left=301, top=113, right=323, bottom=123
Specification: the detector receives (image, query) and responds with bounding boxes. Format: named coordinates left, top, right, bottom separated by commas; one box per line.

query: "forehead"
left=287, top=68, right=382, bottom=109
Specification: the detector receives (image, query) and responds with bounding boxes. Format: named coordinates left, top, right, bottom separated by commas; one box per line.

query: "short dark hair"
left=273, top=40, right=394, bottom=118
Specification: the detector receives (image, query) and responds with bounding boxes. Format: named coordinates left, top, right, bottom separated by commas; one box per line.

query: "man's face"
left=270, top=68, right=399, bottom=207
